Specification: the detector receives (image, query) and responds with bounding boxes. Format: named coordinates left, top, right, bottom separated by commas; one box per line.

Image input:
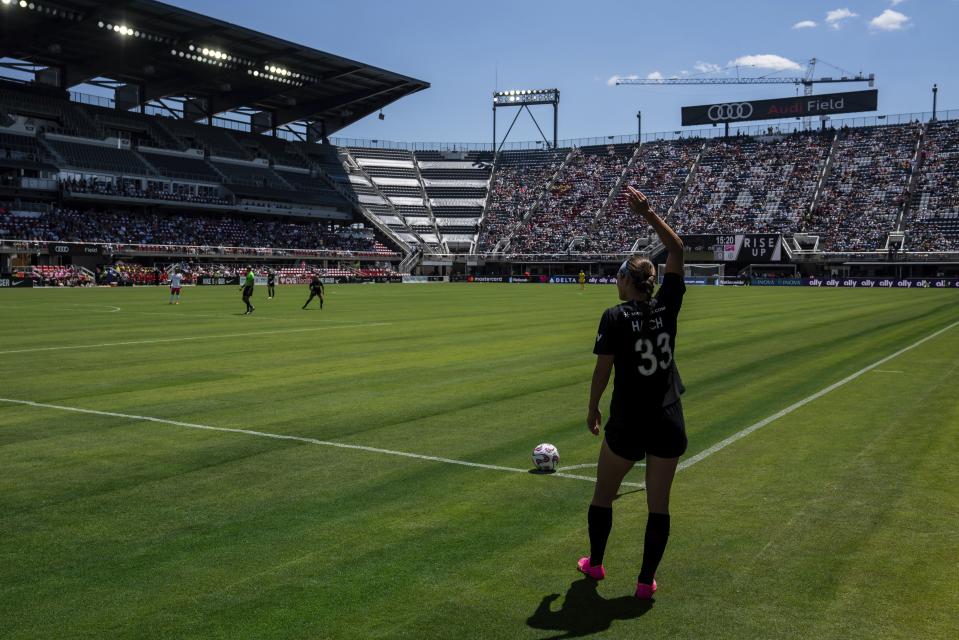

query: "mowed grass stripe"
left=1, top=285, right=957, bottom=639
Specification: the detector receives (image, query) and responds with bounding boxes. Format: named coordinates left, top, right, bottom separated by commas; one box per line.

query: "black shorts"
left=242, top=286, right=253, bottom=297
left=604, top=400, right=688, bottom=462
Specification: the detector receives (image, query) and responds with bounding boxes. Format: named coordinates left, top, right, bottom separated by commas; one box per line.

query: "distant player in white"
left=169, top=270, right=182, bottom=305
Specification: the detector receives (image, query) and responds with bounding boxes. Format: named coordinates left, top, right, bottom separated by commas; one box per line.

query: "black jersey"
left=593, top=272, right=686, bottom=428
left=267, top=273, right=276, bottom=285
left=309, top=277, right=323, bottom=292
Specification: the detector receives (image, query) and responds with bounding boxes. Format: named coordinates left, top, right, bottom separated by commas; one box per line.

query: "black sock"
left=587, top=504, right=613, bottom=566
left=638, top=512, right=670, bottom=585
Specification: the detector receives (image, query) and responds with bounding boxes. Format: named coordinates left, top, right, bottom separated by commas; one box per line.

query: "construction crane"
left=616, top=58, right=874, bottom=97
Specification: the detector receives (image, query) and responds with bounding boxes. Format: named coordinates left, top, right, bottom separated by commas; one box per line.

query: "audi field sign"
left=681, top=90, right=878, bottom=126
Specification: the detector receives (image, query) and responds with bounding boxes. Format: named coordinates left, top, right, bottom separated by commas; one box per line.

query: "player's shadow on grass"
left=526, top=577, right=652, bottom=639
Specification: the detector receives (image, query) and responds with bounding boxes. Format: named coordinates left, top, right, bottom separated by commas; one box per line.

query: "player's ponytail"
left=621, top=255, right=656, bottom=306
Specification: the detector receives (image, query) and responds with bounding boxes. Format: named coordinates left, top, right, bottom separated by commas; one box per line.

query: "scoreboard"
left=682, top=234, right=783, bottom=263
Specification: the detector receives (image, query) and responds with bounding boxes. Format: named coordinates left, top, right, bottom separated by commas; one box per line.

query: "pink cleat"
left=576, top=557, right=606, bottom=581
left=634, top=579, right=658, bottom=600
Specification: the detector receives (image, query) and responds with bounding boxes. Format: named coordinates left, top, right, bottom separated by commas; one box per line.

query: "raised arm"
left=626, top=186, right=684, bottom=275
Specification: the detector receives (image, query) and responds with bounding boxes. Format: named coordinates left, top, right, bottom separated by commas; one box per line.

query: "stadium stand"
left=508, top=145, right=632, bottom=254
left=905, top=119, right=959, bottom=251
left=479, top=148, right=568, bottom=252
left=0, top=206, right=387, bottom=254
left=43, top=137, right=154, bottom=175
left=590, top=140, right=700, bottom=253
left=416, top=150, right=492, bottom=249
left=137, top=151, right=222, bottom=183
left=4, top=75, right=959, bottom=263
left=801, top=123, right=922, bottom=251
left=672, top=132, right=832, bottom=235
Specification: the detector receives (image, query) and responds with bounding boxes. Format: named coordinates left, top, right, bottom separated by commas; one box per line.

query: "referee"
left=302, top=274, right=324, bottom=310
left=576, top=186, right=687, bottom=601
left=240, top=266, right=255, bottom=315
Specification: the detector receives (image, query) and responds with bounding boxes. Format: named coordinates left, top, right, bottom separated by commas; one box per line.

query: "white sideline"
left=0, top=398, right=644, bottom=489
left=677, top=319, right=959, bottom=473
left=0, top=322, right=393, bottom=356
left=1, top=319, right=955, bottom=490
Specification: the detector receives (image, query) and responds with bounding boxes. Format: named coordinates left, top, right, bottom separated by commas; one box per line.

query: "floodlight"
left=19, top=1, right=27, bottom=7
left=2, top=1, right=12, bottom=6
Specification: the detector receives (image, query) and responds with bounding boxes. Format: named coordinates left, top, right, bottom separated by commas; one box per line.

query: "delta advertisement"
left=461, top=275, right=959, bottom=288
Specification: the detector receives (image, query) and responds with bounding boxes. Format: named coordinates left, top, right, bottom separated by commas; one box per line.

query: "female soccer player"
left=577, top=186, right=686, bottom=600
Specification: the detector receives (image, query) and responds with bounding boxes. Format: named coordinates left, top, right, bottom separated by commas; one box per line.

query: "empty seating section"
left=592, top=141, right=699, bottom=253
left=0, top=83, right=100, bottom=137
left=802, top=124, right=920, bottom=251
left=140, top=152, right=221, bottom=182
left=210, top=161, right=286, bottom=188
left=83, top=106, right=184, bottom=150
left=163, top=119, right=252, bottom=159
left=906, top=120, right=959, bottom=251
left=275, top=170, right=337, bottom=195
left=348, top=147, right=437, bottom=246
left=0, top=131, right=45, bottom=161
left=414, top=152, right=492, bottom=245
left=44, top=138, right=153, bottom=175
left=246, top=135, right=310, bottom=168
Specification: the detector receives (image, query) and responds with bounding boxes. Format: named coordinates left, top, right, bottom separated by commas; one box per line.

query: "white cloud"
left=870, top=9, right=910, bottom=30
left=606, top=74, right=638, bottom=86
left=694, top=61, right=722, bottom=73
left=825, top=8, right=858, bottom=29
left=646, top=71, right=663, bottom=80
left=729, top=54, right=803, bottom=72
left=890, top=0, right=905, bottom=5
left=792, top=20, right=818, bottom=29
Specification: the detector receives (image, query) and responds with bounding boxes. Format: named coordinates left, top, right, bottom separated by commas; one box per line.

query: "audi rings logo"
left=707, top=102, right=754, bottom=122
left=53, top=245, right=70, bottom=254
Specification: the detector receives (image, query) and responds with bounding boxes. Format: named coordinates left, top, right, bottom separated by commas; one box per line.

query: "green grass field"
left=2, top=283, right=958, bottom=639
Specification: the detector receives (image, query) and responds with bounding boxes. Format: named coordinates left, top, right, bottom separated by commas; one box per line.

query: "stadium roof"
left=0, top=0, right=429, bottom=134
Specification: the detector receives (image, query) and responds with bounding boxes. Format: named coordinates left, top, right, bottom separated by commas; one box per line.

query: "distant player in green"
left=240, top=266, right=255, bottom=315
left=579, top=270, right=586, bottom=292
left=302, top=274, right=324, bottom=310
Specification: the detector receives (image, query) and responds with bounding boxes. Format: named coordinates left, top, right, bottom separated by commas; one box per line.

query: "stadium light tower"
left=492, top=89, right=559, bottom=153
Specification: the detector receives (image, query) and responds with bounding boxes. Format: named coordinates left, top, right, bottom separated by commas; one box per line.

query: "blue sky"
left=167, top=0, right=957, bottom=143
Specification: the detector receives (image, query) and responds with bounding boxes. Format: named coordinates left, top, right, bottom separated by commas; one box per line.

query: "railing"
left=331, top=109, right=959, bottom=152
left=48, top=89, right=959, bottom=153
left=0, top=238, right=400, bottom=260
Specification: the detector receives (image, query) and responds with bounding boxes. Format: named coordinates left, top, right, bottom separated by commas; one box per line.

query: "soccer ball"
left=532, top=443, right=560, bottom=472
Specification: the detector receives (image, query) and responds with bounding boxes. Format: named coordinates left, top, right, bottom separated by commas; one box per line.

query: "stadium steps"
left=411, top=154, right=448, bottom=252
left=895, top=123, right=928, bottom=232
left=36, top=134, right=67, bottom=166
left=808, top=131, right=839, bottom=218
left=334, top=149, right=418, bottom=255
left=70, top=106, right=106, bottom=140
left=494, top=147, right=576, bottom=254
left=632, top=142, right=706, bottom=253
left=581, top=143, right=643, bottom=251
